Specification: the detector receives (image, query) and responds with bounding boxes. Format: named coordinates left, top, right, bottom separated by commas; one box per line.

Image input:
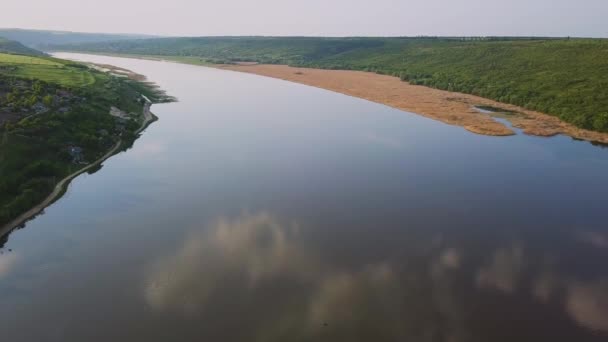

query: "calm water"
left=1, top=53, right=607, bottom=342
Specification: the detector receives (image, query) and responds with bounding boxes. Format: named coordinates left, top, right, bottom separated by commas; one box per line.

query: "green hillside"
left=0, top=52, right=168, bottom=228
left=0, top=37, right=45, bottom=56
left=50, top=36, right=608, bottom=132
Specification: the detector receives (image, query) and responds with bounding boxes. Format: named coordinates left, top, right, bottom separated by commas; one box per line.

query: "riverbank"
left=216, top=64, right=608, bottom=143
left=0, top=102, right=157, bottom=238
left=50, top=52, right=608, bottom=143
left=79, top=52, right=608, bottom=142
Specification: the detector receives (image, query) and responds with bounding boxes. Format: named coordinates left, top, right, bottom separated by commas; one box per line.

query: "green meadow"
left=0, top=53, right=96, bottom=87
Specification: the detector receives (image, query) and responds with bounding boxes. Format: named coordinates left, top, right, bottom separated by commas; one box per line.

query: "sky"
left=2, top=0, right=607, bottom=37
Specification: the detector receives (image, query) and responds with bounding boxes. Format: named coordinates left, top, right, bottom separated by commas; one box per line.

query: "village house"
left=32, top=102, right=48, bottom=114
left=68, top=146, right=84, bottom=163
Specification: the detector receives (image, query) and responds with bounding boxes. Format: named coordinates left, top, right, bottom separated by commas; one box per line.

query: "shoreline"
left=0, top=102, right=157, bottom=238
left=217, top=64, right=608, bottom=143
left=50, top=52, right=608, bottom=143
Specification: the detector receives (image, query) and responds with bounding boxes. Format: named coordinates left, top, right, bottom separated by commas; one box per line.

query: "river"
left=1, top=53, right=607, bottom=341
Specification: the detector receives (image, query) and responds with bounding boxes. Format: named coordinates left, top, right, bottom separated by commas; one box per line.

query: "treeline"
left=50, top=37, right=608, bottom=132
left=0, top=29, right=155, bottom=50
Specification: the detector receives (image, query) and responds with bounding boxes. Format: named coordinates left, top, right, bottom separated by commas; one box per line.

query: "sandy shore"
left=218, top=64, right=608, bottom=143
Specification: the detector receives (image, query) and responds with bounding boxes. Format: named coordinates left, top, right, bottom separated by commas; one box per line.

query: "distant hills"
left=0, top=37, right=44, bottom=56
left=0, top=28, right=158, bottom=50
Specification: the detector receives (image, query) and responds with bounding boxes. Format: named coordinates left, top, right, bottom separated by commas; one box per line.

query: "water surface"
left=1, top=53, right=607, bottom=342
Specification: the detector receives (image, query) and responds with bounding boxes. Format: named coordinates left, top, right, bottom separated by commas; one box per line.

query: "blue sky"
left=2, top=0, right=607, bottom=37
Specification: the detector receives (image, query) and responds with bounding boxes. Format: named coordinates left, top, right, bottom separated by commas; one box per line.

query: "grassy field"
left=0, top=53, right=60, bottom=65
left=0, top=53, right=96, bottom=87
left=49, top=37, right=608, bottom=132
left=9, top=64, right=96, bottom=87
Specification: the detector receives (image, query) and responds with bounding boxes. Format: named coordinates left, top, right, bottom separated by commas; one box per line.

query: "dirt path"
left=0, top=101, right=155, bottom=237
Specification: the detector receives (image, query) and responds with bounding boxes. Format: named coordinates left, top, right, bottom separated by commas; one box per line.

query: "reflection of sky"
left=144, top=212, right=608, bottom=341
left=126, top=140, right=168, bottom=161
left=567, top=280, right=608, bottom=332
left=476, top=244, right=524, bottom=293
left=0, top=252, right=18, bottom=279
left=145, top=212, right=312, bottom=314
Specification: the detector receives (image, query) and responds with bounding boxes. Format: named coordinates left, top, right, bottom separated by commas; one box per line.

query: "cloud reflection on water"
left=143, top=213, right=608, bottom=340
left=476, top=244, right=524, bottom=294
left=144, top=212, right=312, bottom=314
left=579, top=231, right=608, bottom=249
left=566, top=279, right=608, bottom=333
left=143, top=212, right=475, bottom=340
left=0, top=252, right=18, bottom=279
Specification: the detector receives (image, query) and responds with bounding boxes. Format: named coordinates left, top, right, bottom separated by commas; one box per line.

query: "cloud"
left=362, top=132, right=404, bottom=150
left=566, top=279, right=608, bottom=333
left=308, top=263, right=396, bottom=327
left=0, top=252, right=18, bottom=279
left=148, top=215, right=579, bottom=341
left=430, top=248, right=462, bottom=283
left=532, top=271, right=559, bottom=303
left=307, top=252, right=471, bottom=341
left=578, top=231, right=608, bottom=249
left=128, top=140, right=168, bottom=160
left=476, top=245, right=524, bottom=293
left=440, top=248, right=461, bottom=270
left=144, top=212, right=312, bottom=314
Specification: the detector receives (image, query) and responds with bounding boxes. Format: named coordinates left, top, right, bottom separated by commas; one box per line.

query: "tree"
left=593, top=112, right=608, bottom=132
left=32, top=81, right=43, bottom=95
left=43, top=94, right=53, bottom=107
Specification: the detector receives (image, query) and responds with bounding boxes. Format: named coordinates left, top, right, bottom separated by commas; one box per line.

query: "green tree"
left=593, top=112, right=608, bottom=132
left=43, top=94, right=53, bottom=107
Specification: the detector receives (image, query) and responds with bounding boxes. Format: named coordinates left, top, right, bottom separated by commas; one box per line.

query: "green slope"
left=0, top=51, right=169, bottom=228
left=49, top=36, right=608, bottom=132
left=0, top=37, right=45, bottom=56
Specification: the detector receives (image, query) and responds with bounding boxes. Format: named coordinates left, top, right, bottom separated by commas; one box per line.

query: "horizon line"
left=1, top=27, right=607, bottom=40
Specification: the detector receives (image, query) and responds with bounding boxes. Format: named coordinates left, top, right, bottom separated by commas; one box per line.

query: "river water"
left=1, top=53, right=607, bottom=341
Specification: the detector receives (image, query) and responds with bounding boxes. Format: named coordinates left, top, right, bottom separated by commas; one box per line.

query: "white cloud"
left=476, top=245, right=524, bottom=293
left=0, top=252, right=18, bottom=279
left=579, top=231, right=608, bottom=249
left=566, top=279, right=608, bottom=332
left=144, top=212, right=312, bottom=314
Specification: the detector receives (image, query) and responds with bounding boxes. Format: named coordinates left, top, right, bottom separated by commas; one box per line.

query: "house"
left=56, top=90, right=72, bottom=99
left=32, top=102, right=48, bottom=114
left=68, top=146, right=84, bottom=163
